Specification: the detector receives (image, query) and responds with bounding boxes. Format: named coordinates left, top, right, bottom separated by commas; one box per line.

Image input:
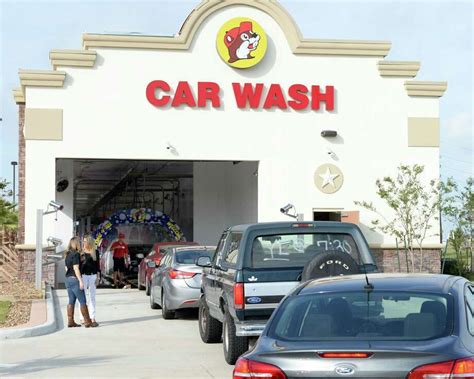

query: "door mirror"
left=147, top=261, right=156, bottom=268
left=136, top=253, right=144, bottom=259
left=196, top=256, right=212, bottom=267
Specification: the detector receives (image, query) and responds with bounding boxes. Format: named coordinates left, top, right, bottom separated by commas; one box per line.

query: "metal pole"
left=35, top=209, right=43, bottom=290
left=10, top=161, right=17, bottom=206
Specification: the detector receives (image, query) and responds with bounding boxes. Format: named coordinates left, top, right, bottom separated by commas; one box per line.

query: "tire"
left=301, top=250, right=360, bottom=281
left=223, top=308, right=248, bottom=365
left=149, top=287, right=160, bottom=309
left=145, top=278, right=150, bottom=296
left=138, top=269, right=145, bottom=290
left=198, top=297, right=222, bottom=343
left=161, top=290, right=175, bottom=320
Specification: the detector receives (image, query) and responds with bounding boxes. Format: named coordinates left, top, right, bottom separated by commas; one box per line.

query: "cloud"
left=445, top=112, right=472, bottom=138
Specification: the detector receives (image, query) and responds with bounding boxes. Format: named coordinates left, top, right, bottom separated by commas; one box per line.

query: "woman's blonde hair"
left=83, top=234, right=97, bottom=261
left=67, top=237, right=80, bottom=253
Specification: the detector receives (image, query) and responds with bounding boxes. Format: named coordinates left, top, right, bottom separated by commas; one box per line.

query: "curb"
left=0, top=284, right=57, bottom=339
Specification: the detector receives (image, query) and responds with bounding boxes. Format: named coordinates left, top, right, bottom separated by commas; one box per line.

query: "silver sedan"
left=149, top=246, right=215, bottom=319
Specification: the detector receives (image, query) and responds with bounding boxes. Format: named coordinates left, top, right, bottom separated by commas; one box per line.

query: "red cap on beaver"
left=224, top=21, right=253, bottom=47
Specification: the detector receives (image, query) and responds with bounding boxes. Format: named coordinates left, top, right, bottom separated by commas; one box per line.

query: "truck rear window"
left=251, top=233, right=360, bottom=268
left=268, top=291, right=452, bottom=341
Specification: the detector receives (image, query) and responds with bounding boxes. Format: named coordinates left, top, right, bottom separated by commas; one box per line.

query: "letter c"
left=146, top=80, right=170, bottom=107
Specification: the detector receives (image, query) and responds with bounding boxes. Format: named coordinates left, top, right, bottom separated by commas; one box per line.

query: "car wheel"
left=149, top=287, right=160, bottom=309
left=145, top=279, right=150, bottom=296
left=161, top=290, right=175, bottom=320
left=223, top=308, right=248, bottom=365
left=198, top=297, right=222, bottom=343
left=138, top=269, right=145, bottom=290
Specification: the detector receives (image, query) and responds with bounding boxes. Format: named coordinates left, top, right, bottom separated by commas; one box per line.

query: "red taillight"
left=234, top=283, right=245, bottom=310
left=233, top=358, right=287, bottom=379
left=452, top=357, right=474, bottom=377
left=408, top=357, right=474, bottom=379
left=318, top=352, right=372, bottom=359
left=168, top=269, right=196, bottom=279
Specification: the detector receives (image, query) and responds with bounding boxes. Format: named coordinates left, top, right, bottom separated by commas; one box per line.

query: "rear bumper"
left=235, top=320, right=267, bottom=337
left=166, top=282, right=200, bottom=310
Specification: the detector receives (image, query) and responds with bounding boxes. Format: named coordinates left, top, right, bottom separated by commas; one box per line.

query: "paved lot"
left=0, top=288, right=233, bottom=378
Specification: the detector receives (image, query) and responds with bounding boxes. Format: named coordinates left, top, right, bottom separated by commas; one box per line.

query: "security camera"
left=280, top=204, right=294, bottom=214
left=47, top=236, right=63, bottom=246
left=49, top=200, right=64, bottom=211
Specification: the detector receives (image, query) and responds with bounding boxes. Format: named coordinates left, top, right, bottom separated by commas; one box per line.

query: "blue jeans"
left=65, top=276, right=87, bottom=305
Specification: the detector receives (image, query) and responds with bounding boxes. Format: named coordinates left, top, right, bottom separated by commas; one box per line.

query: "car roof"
left=299, top=273, right=464, bottom=295
left=228, top=221, right=361, bottom=233
left=172, top=246, right=216, bottom=252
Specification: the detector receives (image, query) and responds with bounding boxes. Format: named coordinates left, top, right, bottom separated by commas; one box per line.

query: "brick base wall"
left=15, top=245, right=57, bottom=287
left=372, top=248, right=441, bottom=273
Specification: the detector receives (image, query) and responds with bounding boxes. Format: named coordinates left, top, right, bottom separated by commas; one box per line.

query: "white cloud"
left=445, top=112, right=473, bottom=138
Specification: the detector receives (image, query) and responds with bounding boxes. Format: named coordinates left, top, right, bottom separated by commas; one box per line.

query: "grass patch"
left=465, top=272, right=474, bottom=282
left=0, top=301, right=11, bottom=324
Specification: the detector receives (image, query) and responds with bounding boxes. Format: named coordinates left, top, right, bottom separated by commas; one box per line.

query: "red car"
left=137, top=241, right=198, bottom=295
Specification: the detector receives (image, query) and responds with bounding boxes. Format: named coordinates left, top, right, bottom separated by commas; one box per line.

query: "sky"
left=0, top=1, right=472, bottom=194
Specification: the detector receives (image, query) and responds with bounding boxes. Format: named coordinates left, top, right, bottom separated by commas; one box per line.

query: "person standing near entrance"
left=111, top=233, right=129, bottom=288
left=64, top=237, right=96, bottom=328
left=80, top=235, right=100, bottom=327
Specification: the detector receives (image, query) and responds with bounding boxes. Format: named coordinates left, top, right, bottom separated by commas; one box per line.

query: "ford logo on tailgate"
left=335, top=364, right=355, bottom=376
left=247, top=297, right=262, bottom=304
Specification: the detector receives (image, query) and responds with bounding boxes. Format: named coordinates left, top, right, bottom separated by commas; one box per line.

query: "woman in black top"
left=64, top=237, right=96, bottom=328
left=80, top=235, right=100, bottom=327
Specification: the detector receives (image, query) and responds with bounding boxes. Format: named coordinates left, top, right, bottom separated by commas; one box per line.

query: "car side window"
left=223, top=233, right=242, bottom=266
left=466, top=284, right=474, bottom=335
left=213, top=232, right=228, bottom=268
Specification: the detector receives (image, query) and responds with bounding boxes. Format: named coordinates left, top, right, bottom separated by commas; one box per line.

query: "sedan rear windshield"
left=175, top=249, right=215, bottom=265
left=268, top=291, right=453, bottom=341
left=251, top=233, right=363, bottom=268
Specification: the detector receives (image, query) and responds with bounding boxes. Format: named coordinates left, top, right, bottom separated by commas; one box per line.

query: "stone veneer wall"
left=372, top=248, right=441, bottom=273
left=15, top=245, right=57, bottom=287
left=18, top=104, right=25, bottom=244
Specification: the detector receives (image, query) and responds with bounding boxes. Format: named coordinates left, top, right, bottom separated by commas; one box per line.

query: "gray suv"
left=197, top=221, right=377, bottom=364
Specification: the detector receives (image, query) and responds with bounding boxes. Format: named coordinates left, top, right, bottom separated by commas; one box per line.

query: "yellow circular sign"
left=216, top=17, right=267, bottom=69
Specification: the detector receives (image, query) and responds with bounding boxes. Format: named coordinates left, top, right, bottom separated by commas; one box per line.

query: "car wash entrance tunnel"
left=57, top=159, right=258, bottom=246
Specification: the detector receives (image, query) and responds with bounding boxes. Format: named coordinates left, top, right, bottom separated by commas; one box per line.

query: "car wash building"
left=12, top=0, right=447, bottom=280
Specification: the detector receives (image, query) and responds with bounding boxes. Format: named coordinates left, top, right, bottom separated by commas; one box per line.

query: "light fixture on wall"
left=321, top=130, right=337, bottom=137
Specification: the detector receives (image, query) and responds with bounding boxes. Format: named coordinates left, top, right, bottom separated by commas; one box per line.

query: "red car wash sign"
left=146, top=81, right=335, bottom=111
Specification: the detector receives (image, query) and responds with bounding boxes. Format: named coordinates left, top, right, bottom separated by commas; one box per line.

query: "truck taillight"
left=234, top=283, right=245, bottom=310
left=233, top=358, right=286, bottom=379
left=408, top=357, right=474, bottom=379
left=168, top=269, right=196, bottom=279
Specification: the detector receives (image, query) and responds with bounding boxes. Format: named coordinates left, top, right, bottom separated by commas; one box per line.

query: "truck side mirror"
left=196, top=256, right=212, bottom=267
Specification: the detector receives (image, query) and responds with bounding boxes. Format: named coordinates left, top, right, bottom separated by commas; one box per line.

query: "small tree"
left=355, top=164, right=455, bottom=272
left=0, top=179, right=18, bottom=230
left=444, top=177, right=473, bottom=275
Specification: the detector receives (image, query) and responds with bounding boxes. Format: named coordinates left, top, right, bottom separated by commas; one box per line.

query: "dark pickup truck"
left=196, top=221, right=377, bottom=364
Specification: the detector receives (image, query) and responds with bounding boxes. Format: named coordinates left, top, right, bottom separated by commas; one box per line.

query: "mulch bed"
left=0, top=279, right=43, bottom=328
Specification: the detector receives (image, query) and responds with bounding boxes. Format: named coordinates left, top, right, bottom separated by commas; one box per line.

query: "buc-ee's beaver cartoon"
left=224, top=21, right=260, bottom=63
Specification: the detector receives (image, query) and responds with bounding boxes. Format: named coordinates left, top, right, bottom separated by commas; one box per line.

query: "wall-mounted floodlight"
left=321, top=130, right=338, bottom=138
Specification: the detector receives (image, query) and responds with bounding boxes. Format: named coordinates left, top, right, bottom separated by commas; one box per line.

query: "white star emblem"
left=319, top=167, right=339, bottom=188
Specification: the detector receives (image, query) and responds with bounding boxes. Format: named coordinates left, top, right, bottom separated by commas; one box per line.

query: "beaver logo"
left=224, top=21, right=260, bottom=63
left=217, top=17, right=267, bottom=69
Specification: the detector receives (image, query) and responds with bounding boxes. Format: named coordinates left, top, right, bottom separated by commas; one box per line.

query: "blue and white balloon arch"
left=93, top=208, right=185, bottom=247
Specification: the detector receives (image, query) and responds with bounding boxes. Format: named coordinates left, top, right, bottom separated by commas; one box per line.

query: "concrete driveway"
left=0, top=288, right=233, bottom=378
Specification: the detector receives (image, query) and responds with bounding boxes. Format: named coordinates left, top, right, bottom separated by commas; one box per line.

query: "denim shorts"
left=65, top=276, right=87, bottom=305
